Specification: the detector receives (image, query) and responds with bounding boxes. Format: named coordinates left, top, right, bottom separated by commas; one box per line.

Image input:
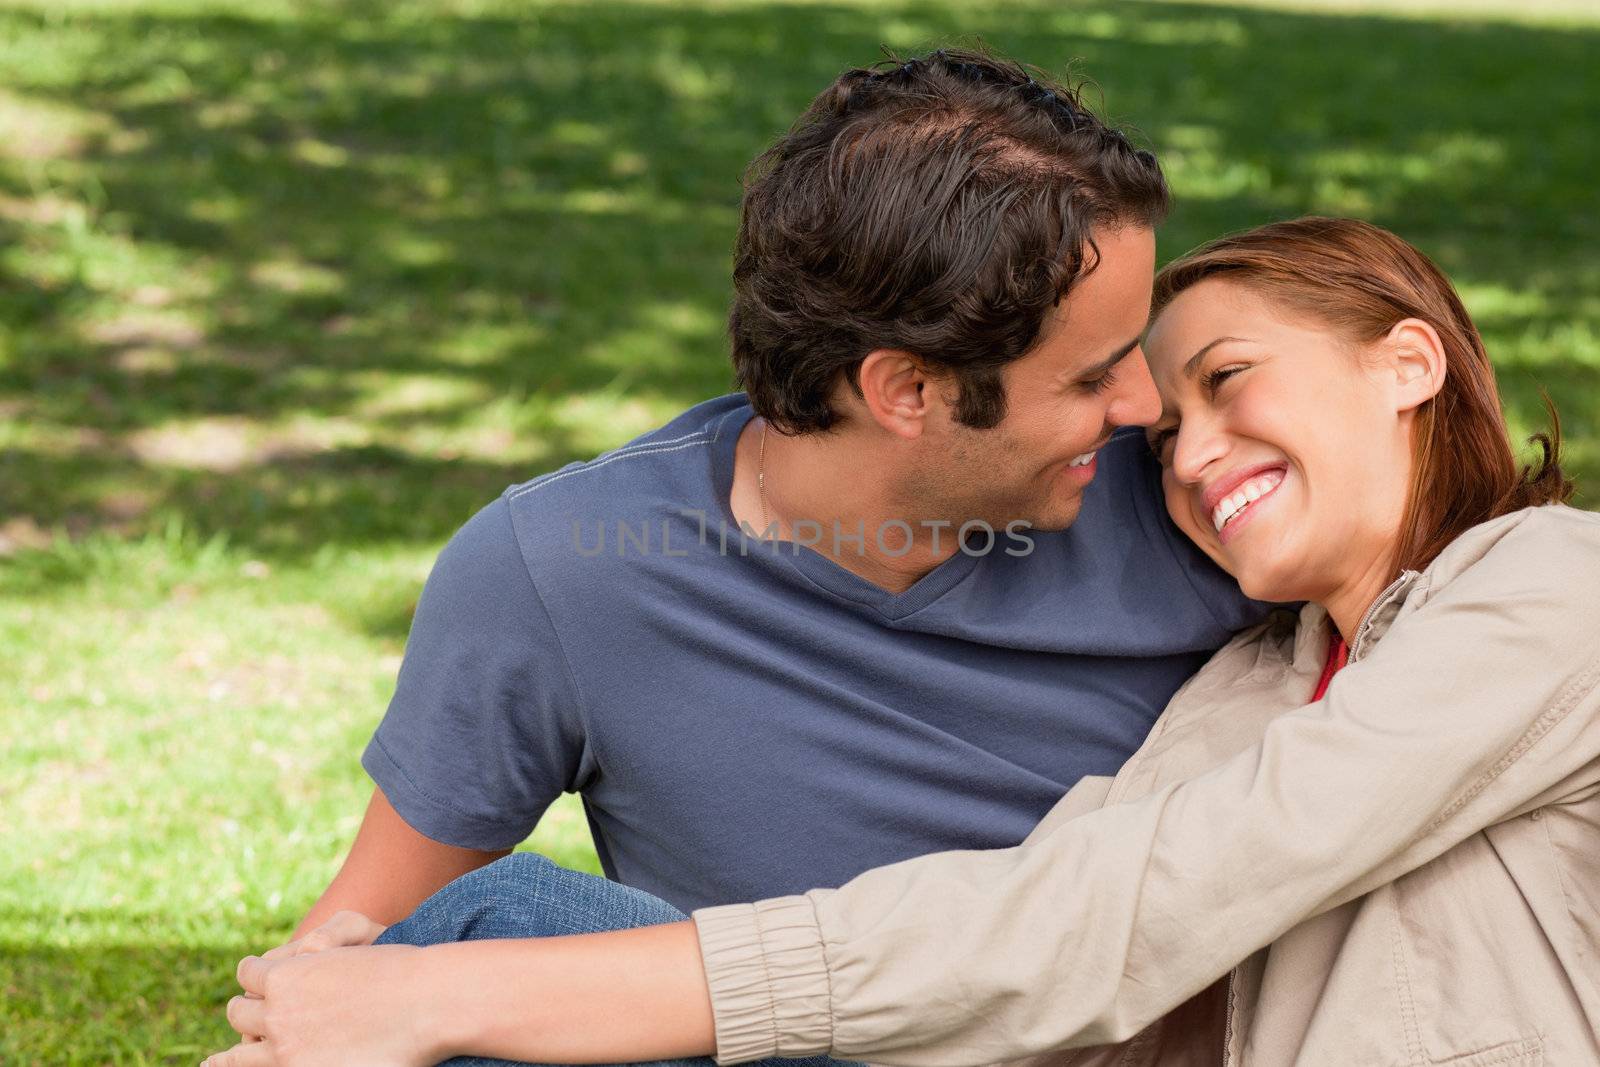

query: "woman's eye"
left=1200, top=364, right=1246, bottom=394
left=1147, top=427, right=1177, bottom=465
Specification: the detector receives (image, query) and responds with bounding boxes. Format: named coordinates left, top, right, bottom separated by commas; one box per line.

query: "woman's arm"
left=428, top=923, right=716, bottom=1061
left=692, top=509, right=1600, bottom=1063
left=214, top=923, right=715, bottom=1067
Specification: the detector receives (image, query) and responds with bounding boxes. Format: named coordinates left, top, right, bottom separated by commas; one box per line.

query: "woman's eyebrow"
left=1182, top=335, right=1253, bottom=378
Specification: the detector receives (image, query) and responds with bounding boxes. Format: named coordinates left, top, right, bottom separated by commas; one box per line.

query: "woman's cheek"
left=1162, top=474, right=1228, bottom=570
left=1161, top=473, right=1197, bottom=535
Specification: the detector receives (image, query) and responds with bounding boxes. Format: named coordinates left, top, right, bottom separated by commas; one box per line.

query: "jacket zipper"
left=1218, top=571, right=1418, bottom=1067
left=1220, top=966, right=1239, bottom=1066
left=1348, top=571, right=1417, bottom=662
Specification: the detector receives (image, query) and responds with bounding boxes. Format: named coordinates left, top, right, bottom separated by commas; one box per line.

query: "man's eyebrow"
left=1077, top=337, right=1141, bottom=379
left=1183, top=336, right=1252, bottom=378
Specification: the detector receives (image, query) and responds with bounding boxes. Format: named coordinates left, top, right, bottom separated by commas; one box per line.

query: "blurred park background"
left=1, top=0, right=1596, bottom=1060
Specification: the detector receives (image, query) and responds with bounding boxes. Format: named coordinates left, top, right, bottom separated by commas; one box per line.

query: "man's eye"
left=1080, top=366, right=1120, bottom=395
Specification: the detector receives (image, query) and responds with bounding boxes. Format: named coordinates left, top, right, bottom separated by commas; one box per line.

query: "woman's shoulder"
left=1510, top=501, right=1600, bottom=543
left=1424, top=504, right=1600, bottom=595
left=1467, top=502, right=1599, bottom=542
left=1153, top=506, right=1599, bottom=748
left=1384, top=504, right=1600, bottom=672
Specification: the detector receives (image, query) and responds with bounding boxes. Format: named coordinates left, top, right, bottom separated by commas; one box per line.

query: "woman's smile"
left=1201, top=462, right=1288, bottom=544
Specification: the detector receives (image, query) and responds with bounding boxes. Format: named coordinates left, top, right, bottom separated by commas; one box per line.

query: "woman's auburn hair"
left=1151, top=216, right=1573, bottom=578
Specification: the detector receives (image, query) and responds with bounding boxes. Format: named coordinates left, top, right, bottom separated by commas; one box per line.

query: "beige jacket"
left=693, top=504, right=1600, bottom=1067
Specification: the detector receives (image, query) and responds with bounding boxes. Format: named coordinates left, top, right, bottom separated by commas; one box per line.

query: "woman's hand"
left=203, top=944, right=442, bottom=1067
left=206, top=923, right=718, bottom=1066
left=225, top=910, right=392, bottom=1051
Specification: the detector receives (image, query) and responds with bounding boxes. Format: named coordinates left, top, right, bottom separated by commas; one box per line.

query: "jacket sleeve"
left=691, top=509, right=1600, bottom=1066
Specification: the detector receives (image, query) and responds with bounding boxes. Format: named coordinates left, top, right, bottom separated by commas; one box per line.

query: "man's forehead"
left=1045, top=290, right=1151, bottom=353
left=1018, top=227, right=1156, bottom=363
left=1029, top=301, right=1097, bottom=362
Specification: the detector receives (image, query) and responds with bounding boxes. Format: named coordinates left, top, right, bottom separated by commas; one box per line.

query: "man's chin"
left=1016, top=496, right=1084, bottom=534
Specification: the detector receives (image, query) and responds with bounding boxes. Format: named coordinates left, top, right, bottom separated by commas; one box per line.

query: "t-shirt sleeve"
left=361, top=495, right=589, bottom=851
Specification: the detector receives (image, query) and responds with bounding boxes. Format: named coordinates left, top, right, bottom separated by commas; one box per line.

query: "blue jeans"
left=375, top=852, right=852, bottom=1067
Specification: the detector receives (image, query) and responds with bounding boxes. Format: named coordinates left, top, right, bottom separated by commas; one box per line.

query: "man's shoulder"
left=466, top=393, right=749, bottom=587
left=502, top=393, right=747, bottom=518
left=499, top=391, right=742, bottom=531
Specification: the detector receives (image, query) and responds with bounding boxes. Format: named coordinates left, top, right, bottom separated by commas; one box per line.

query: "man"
left=287, top=47, right=1264, bottom=940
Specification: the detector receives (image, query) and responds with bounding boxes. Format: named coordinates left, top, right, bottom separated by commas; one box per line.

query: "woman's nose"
left=1171, top=417, right=1228, bottom=486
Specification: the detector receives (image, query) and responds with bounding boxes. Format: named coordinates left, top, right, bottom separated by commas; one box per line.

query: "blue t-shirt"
left=363, top=394, right=1268, bottom=911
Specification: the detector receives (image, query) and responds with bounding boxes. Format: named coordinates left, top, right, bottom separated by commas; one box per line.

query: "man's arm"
left=293, top=788, right=509, bottom=939
left=292, top=497, right=585, bottom=938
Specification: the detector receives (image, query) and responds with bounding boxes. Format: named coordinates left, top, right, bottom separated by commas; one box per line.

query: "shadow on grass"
left=0, top=836, right=603, bottom=1063
left=0, top=937, right=253, bottom=1064
left=0, top=0, right=1596, bottom=582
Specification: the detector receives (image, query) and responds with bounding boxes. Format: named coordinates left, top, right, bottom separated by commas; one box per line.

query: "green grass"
left=1, top=0, right=1596, bottom=1060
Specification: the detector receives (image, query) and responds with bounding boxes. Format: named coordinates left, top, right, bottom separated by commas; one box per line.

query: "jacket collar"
left=1348, top=570, right=1423, bottom=663
left=1346, top=507, right=1554, bottom=662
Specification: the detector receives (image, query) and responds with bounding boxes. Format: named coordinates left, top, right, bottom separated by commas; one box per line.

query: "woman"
left=207, top=217, right=1598, bottom=1067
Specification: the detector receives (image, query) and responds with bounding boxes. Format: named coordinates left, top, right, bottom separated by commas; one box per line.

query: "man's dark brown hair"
left=730, top=47, right=1170, bottom=433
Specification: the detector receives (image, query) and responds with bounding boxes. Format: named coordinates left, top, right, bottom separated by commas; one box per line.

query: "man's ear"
left=1383, top=318, right=1447, bottom=414
left=856, top=348, right=937, bottom=439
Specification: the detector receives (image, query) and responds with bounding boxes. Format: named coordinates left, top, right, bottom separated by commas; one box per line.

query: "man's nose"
left=1105, top=348, right=1162, bottom=428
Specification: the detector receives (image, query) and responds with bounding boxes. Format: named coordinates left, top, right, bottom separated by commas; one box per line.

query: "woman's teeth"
left=1069, top=450, right=1096, bottom=467
left=1211, top=470, right=1284, bottom=532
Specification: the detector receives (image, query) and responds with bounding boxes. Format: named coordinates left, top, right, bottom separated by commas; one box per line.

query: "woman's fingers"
left=225, top=994, right=267, bottom=1039
left=201, top=1038, right=275, bottom=1067
left=212, top=945, right=431, bottom=1067
left=236, top=954, right=274, bottom=996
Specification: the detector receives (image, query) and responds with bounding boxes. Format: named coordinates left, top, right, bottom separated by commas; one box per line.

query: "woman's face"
left=1143, top=278, right=1424, bottom=613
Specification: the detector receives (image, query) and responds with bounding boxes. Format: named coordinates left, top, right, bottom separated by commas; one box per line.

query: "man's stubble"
left=899, top=420, right=1086, bottom=538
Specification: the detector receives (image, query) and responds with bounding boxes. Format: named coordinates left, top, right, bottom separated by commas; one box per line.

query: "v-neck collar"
left=706, top=402, right=984, bottom=621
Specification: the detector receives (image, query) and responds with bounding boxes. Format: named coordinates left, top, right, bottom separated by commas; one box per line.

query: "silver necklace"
left=758, top=419, right=771, bottom=532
